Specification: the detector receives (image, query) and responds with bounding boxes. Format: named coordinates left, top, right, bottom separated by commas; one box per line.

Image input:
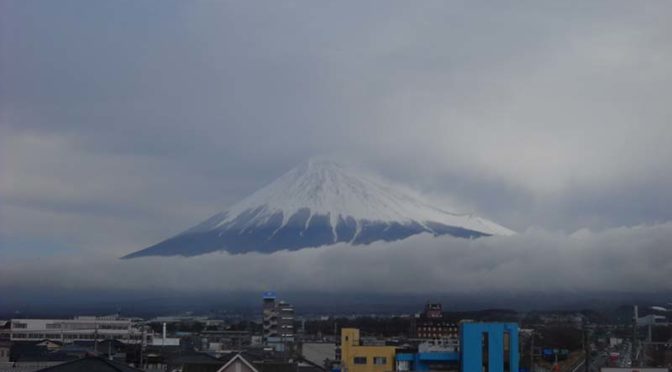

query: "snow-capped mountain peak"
left=219, top=158, right=512, bottom=237
left=123, top=159, right=514, bottom=258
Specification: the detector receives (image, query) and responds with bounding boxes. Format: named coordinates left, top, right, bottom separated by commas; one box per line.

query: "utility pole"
left=583, top=319, right=590, bottom=372
left=634, top=305, right=642, bottom=367
left=648, top=318, right=653, bottom=343
left=139, top=326, right=145, bottom=369
left=530, top=331, right=535, bottom=372
left=633, top=306, right=638, bottom=361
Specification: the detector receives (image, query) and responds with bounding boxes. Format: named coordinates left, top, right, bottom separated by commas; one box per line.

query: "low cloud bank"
left=2, top=222, right=672, bottom=294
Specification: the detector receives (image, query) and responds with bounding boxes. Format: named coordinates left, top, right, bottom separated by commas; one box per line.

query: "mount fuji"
left=122, top=159, right=514, bottom=258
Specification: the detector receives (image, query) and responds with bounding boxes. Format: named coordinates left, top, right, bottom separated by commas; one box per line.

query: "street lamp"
left=530, top=330, right=543, bottom=372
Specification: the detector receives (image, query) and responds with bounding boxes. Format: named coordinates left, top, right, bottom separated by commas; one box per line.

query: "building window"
left=12, top=322, right=27, bottom=329
left=353, top=356, right=367, bottom=365
left=373, top=357, right=387, bottom=365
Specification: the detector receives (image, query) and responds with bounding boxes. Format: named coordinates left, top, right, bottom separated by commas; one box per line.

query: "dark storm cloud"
left=1, top=0, right=672, bottom=264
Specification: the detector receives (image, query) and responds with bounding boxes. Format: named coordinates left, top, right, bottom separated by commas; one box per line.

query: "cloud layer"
left=2, top=223, right=671, bottom=294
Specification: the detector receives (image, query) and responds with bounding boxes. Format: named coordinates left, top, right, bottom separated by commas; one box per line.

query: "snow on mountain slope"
left=122, top=159, right=514, bottom=258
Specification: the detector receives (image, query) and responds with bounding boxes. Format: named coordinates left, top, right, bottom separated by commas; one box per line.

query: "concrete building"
left=262, top=291, right=295, bottom=349
left=8, top=316, right=148, bottom=344
left=0, top=340, right=9, bottom=363
left=262, top=292, right=278, bottom=342
left=200, top=330, right=251, bottom=351
left=277, top=301, right=295, bottom=342
left=340, top=328, right=396, bottom=372
left=0, top=321, right=9, bottom=341
left=411, top=303, right=458, bottom=340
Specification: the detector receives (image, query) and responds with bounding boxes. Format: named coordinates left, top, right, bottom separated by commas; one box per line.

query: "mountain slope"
left=122, top=159, right=514, bottom=258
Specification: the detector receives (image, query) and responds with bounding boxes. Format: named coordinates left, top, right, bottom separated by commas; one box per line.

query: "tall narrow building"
left=262, top=291, right=295, bottom=350
left=277, top=300, right=295, bottom=343
left=262, top=291, right=278, bottom=343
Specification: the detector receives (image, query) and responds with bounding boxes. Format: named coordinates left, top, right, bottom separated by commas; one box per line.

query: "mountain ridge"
left=122, top=159, right=514, bottom=258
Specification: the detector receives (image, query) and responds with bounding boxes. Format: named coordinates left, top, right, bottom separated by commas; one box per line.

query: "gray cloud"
left=2, top=223, right=672, bottom=294
left=1, top=0, right=672, bottom=262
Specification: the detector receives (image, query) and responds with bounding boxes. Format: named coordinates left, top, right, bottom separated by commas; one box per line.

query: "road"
left=586, top=341, right=632, bottom=372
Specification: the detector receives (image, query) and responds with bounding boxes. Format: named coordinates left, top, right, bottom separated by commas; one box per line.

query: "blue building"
left=395, top=322, right=519, bottom=372
left=460, top=322, right=519, bottom=372
left=396, top=350, right=459, bottom=371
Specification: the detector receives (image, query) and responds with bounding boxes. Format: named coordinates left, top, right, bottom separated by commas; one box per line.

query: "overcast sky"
left=1, top=1, right=672, bottom=294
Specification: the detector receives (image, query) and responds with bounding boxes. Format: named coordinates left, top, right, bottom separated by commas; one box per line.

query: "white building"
left=9, top=315, right=150, bottom=344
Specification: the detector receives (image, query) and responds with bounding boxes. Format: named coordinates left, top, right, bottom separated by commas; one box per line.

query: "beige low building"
left=340, top=328, right=396, bottom=372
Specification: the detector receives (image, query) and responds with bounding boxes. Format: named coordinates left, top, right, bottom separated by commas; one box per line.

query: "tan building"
left=340, top=328, right=396, bottom=372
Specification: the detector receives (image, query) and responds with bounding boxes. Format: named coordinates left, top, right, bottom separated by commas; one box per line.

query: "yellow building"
left=340, top=328, right=396, bottom=372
